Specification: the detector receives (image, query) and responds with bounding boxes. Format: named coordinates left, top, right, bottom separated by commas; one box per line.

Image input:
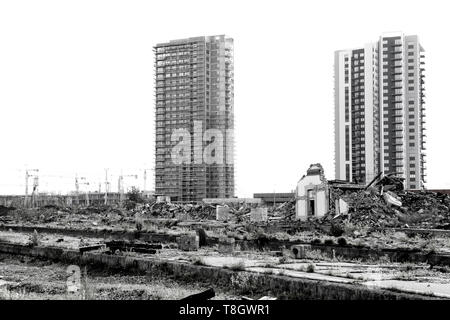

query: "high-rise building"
left=334, top=32, right=426, bottom=190
left=154, top=35, right=235, bottom=201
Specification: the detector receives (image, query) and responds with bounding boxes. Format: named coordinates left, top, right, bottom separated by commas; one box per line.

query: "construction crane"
left=25, top=169, right=39, bottom=207
left=75, top=175, right=90, bottom=206
left=104, top=169, right=111, bottom=205
left=142, top=168, right=154, bottom=192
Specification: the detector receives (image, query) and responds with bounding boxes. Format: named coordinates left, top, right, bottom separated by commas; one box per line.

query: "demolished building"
left=295, top=164, right=329, bottom=221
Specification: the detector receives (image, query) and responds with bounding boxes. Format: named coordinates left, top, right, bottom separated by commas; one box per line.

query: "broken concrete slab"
left=250, top=208, right=268, bottom=222
left=216, top=206, right=231, bottom=221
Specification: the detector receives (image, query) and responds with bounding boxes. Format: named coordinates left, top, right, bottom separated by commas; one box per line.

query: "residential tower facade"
left=154, top=35, right=235, bottom=201
left=334, top=33, right=426, bottom=189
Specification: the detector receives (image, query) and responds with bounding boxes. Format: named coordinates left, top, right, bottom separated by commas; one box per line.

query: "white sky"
left=0, top=0, right=449, bottom=196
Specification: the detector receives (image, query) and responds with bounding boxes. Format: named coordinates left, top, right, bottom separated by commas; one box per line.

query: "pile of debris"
left=268, top=200, right=296, bottom=221
left=139, top=202, right=216, bottom=220
left=328, top=173, right=450, bottom=229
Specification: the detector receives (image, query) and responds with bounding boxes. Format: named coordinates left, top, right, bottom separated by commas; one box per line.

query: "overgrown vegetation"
left=125, top=187, right=145, bottom=210
left=29, top=230, right=41, bottom=247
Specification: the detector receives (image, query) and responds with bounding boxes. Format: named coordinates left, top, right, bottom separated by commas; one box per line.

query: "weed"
left=306, top=263, right=315, bottom=273
left=29, top=230, right=40, bottom=247
left=228, top=261, right=246, bottom=271
left=278, top=256, right=288, bottom=264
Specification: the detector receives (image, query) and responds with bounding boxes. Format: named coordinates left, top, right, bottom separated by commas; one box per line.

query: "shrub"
left=330, top=224, right=344, bottom=237
left=278, top=256, right=288, bottom=264
left=311, top=238, right=322, bottom=245
left=306, top=263, right=315, bottom=273
left=29, top=230, right=40, bottom=247
left=125, top=187, right=145, bottom=210
left=228, top=261, right=246, bottom=271
left=324, top=239, right=334, bottom=245
left=337, top=237, right=347, bottom=246
left=134, top=213, right=144, bottom=232
left=196, top=228, right=207, bottom=247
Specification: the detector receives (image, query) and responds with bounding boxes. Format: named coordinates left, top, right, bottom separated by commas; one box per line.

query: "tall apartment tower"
left=334, top=32, right=426, bottom=190
left=154, top=35, right=235, bottom=202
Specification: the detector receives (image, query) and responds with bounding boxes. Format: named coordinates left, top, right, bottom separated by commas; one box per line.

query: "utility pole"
left=143, top=169, right=147, bottom=192
left=75, top=174, right=79, bottom=206
left=142, top=168, right=153, bottom=194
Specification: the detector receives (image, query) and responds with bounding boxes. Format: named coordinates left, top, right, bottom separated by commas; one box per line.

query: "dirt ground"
left=0, top=254, right=239, bottom=300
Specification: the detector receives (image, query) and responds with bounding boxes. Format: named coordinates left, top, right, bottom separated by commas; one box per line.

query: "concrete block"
left=291, top=244, right=311, bottom=259
left=216, top=206, right=231, bottom=221
left=218, top=236, right=235, bottom=254
left=177, top=234, right=199, bottom=251
left=250, top=207, right=268, bottom=222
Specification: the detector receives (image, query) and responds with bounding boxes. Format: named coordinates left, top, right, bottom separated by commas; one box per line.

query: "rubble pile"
left=328, top=175, right=450, bottom=229
left=267, top=200, right=296, bottom=221
left=140, top=202, right=216, bottom=220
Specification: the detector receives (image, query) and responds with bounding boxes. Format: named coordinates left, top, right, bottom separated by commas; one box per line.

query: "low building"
left=202, top=198, right=262, bottom=205
left=253, top=193, right=294, bottom=206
